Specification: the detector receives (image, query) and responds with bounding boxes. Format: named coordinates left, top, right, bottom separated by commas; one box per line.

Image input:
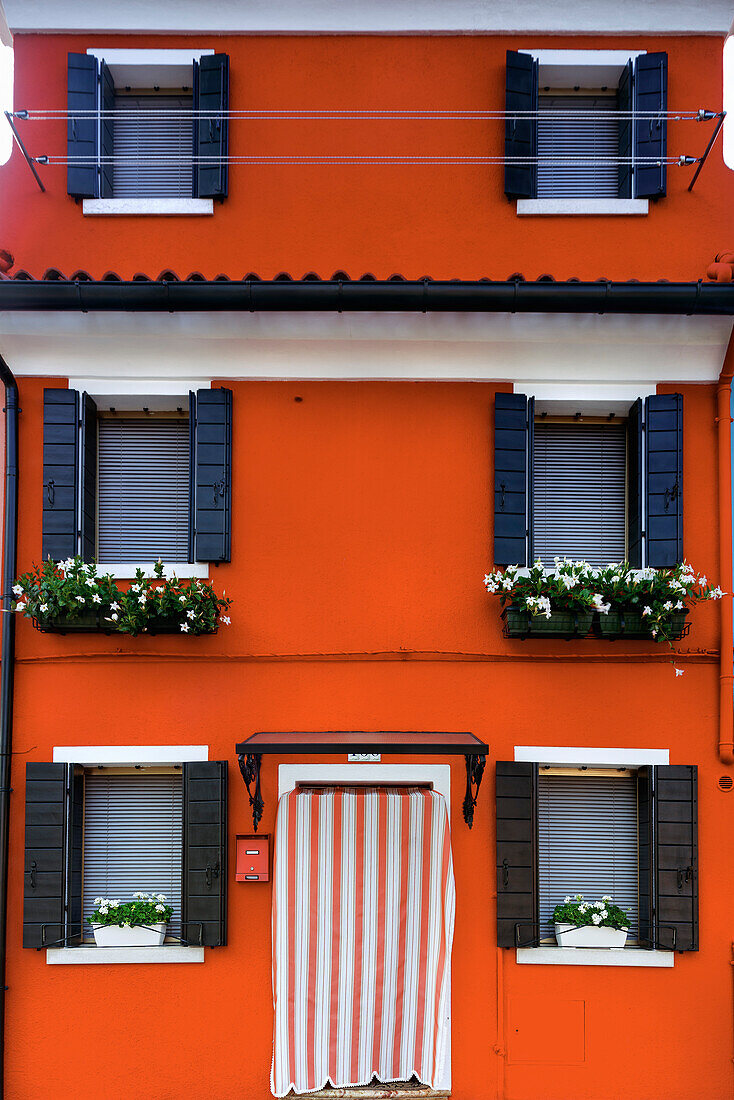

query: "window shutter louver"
left=195, top=54, right=229, bottom=199
left=654, top=765, right=698, bottom=951
left=627, top=399, right=643, bottom=568
left=43, top=388, right=80, bottom=562
left=182, top=761, right=227, bottom=947
left=80, top=393, right=98, bottom=562
left=504, top=51, right=537, bottom=199
left=645, top=393, right=683, bottom=567
left=194, top=388, right=232, bottom=562
left=67, top=53, right=99, bottom=198
left=99, top=61, right=115, bottom=198
left=23, top=763, right=83, bottom=948
left=617, top=60, right=633, bottom=199
left=637, top=767, right=654, bottom=947
left=496, top=762, right=538, bottom=947
left=633, top=52, right=668, bottom=198
left=494, top=392, right=530, bottom=566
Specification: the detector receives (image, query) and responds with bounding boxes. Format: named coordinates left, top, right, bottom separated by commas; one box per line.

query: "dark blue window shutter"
left=194, top=54, right=229, bottom=198
left=67, top=53, right=99, bottom=198
left=617, top=60, right=633, bottom=199
left=182, top=761, right=227, bottom=947
left=194, top=388, right=232, bottom=562
left=654, top=765, right=698, bottom=951
left=494, top=392, right=530, bottom=566
left=496, top=762, right=539, bottom=948
left=633, top=52, right=667, bottom=198
left=43, top=389, right=80, bottom=562
left=645, top=393, right=682, bottom=567
left=80, top=393, right=98, bottom=561
left=637, top=767, right=654, bottom=948
left=627, top=398, right=643, bottom=568
left=23, top=763, right=83, bottom=948
left=99, top=61, right=115, bottom=198
left=504, top=51, right=537, bottom=199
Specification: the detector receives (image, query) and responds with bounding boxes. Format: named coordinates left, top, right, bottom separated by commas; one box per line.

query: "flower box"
left=554, top=923, right=628, bottom=949
left=91, top=921, right=167, bottom=948
left=33, top=613, right=216, bottom=636
left=503, top=607, right=594, bottom=639
left=596, top=608, right=688, bottom=640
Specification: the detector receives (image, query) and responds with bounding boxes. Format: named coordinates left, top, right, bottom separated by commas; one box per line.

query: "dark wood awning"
left=235, top=731, right=488, bottom=831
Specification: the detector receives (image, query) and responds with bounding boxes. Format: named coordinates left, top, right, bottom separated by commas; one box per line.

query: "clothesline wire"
left=13, top=108, right=714, bottom=120
left=40, top=154, right=691, bottom=165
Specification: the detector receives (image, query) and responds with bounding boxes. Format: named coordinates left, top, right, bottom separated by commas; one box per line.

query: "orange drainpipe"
left=717, top=331, right=734, bottom=765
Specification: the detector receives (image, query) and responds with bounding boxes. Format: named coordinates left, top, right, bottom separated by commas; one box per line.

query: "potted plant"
left=12, top=557, right=232, bottom=636
left=552, top=894, right=630, bottom=948
left=593, top=561, right=719, bottom=643
left=484, top=559, right=604, bottom=638
left=89, top=892, right=174, bottom=947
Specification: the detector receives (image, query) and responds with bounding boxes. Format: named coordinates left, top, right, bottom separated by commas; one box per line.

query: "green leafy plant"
left=12, top=557, right=231, bottom=636
left=552, top=894, right=630, bottom=932
left=88, top=892, right=173, bottom=928
left=484, top=558, right=723, bottom=643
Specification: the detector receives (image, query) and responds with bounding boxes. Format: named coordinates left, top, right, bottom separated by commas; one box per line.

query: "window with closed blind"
left=82, top=772, right=183, bottom=941
left=532, top=420, right=627, bottom=568
left=538, top=772, right=639, bottom=942
left=113, top=93, right=194, bottom=198
left=97, top=415, right=191, bottom=563
left=537, top=94, right=619, bottom=198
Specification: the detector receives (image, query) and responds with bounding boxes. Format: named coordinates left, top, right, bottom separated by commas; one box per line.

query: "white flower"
left=178, top=595, right=187, bottom=604
left=602, top=895, right=612, bottom=902
left=591, top=913, right=602, bottom=926
left=501, top=576, right=514, bottom=591
left=99, top=906, right=109, bottom=915
left=187, top=610, right=195, bottom=620
left=137, top=595, right=146, bottom=605
left=663, top=601, right=673, bottom=611
left=221, top=616, right=231, bottom=626
left=75, top=595, right=85, bottom=603
left=180, top=623, right=189, bottom=633
left=130, top=584, right=140, bottom=593
left=155, top=904, right=165, bottom=913
left=674, top=667, right=685, bottom=677
left=591, top=594, right=611, bottom=613
left=92, top=593, right=101, bottom=604
left=110, top=601, right=120, bottom=611
left=39, top=604, right=48, bottom=613
left=600, top=909, right=608, bottom=919
left=94, top=897, right=104, bottom=905
left=105, top=612, right=119, bottom=622
left=676, top=601, right=684, bottom=609
left=14, top=602, right=25, bottom=613
left=642, top=606, right=653, bottom=616
left=111, top=900, right=121, bottom=907
left=698, top=576, right=707, bottom=587
left=12, top=585, right=22, bottom=597
left=564, top=896, right=572, bottom=903
left=651, top=627, right=658, bottom=637
left=710, top=587, right=725, bottom=600
left=579, top=903, right=589, bottom=913
left=157, top=893, right=166, bottom=902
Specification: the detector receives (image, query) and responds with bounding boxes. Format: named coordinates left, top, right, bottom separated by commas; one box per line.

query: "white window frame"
left=47, top=744, right=208, bottom=965
left=69, top=378, right=211, bottom=579
left=277, top=762, right=452, bottom=1092
left=514, top=745, right=673, bottom=968
left=516, top=49, right=649, bottom=217
left=82, top=48, right=215, bottom=216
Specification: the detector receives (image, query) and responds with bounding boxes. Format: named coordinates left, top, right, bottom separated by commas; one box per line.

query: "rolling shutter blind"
left=496, top=762, right=538, bottom=947
left=532, top=422, right=627, bottom=567
left=538, top=773, right=639, bottom=941
left=537, top=95, right=618, bottom=198
left=504, top=51, right=537, bottom=199
left=112, top=94, right=194, bottom=198
left=97, top=416, right=190, bottom=562
left=82, top=773, right=183, bottom=939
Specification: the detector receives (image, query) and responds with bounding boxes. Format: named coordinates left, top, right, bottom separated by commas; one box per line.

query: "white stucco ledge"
left=516, top=199, right=649, bottom=216
left=100, top=562, right=210, bottom=580
left=82, top=199, right=214, bottom=216
left=47, top=946, right=205, bottom=964
left=517, top=947, right=673, bottom=967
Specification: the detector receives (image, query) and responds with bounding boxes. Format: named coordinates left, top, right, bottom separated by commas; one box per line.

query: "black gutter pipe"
left=0, top=356, right=17, bottom=1100
left=1, top=278, right=734, bottom=314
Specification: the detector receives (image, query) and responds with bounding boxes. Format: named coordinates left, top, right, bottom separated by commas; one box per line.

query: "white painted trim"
left=278, top=763, right=452, bottom=814
left=98, top=562, right=210, bottom=580
left=516, top=947, right=673, bottom=967
left=82, top=199, right=214, bottom=217
left=513, top=746, right=670, bottom=767
left=526, top=384, right=650, bottom=404
left=85, top=48, right=214, bottom=65
left=517, top=200, right=649, bottom=216
left=5, top=1, right=731, bottom=34
left=47, top=946, right=204, bottom=965
left=520, top=49, right=646, bottom=66
left=71, top=379, right=210, bottom=400
left=53, top=745, right=209, bottom=765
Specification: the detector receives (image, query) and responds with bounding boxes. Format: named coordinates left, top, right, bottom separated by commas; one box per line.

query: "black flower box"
left=502, top=607, right=594, bottom=639
left=32, top=612, right=217, bottom=637
left=595, top=608, right=689, bottom=640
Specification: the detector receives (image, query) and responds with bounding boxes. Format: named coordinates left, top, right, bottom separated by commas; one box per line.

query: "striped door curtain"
left=271, top=787, right=455, bottom=1096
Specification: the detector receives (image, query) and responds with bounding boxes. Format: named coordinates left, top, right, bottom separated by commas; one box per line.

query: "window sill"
left=98, top=562, right=210, bottom=580
left=82, top=198, right=214, bottom=216
left=516, top=947, right=673, bottom=967
left=516, top=199, right=649, bottom=216
left=46, top=946, right=205, bottom=965
left=304, top=1089, right=449, bottom=1099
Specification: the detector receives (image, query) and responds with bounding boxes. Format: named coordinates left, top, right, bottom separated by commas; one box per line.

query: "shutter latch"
left=205, top=860, right=220, bottom=889
left=677, top=865, right=694, bottom=890
left=664, top=479, right=679, bottom=512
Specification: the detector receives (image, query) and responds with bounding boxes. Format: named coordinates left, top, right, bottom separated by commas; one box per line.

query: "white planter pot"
left=91, top=922, right=167, bottom=948
left=554, top=923, right=628, bottom=948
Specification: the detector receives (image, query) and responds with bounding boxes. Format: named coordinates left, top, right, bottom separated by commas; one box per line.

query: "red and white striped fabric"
left=271, top=786, right=455, bottom=1097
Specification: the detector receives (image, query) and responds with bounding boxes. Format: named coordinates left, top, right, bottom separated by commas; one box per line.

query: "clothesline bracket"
left=235, top=731, right=489, bottom=832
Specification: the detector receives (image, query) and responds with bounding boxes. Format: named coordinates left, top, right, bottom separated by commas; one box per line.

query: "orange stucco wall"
left=1, top=33, right=731, bottom=281
left=3, top=377, right=732, bottom=1100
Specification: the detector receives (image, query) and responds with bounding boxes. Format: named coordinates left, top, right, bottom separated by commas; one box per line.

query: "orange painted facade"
left=1, top=21, right=733, bottom=1100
